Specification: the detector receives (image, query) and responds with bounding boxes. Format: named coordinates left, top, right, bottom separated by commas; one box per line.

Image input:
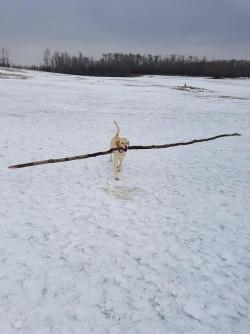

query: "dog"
left=110, top=121, right=129, bottom=180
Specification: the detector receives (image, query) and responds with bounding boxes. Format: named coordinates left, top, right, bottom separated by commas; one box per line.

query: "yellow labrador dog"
left=110, top=121, right=129, bottom=180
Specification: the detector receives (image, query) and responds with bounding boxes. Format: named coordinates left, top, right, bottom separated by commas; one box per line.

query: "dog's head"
left=116, top=138, right=129, bottom=152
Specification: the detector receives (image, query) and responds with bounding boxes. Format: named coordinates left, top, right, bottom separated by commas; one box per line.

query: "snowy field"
left=0, top=67, right=249, bottom=334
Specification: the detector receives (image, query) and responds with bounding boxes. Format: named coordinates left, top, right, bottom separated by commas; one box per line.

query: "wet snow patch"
left=103, top=184, right=145, bottom=200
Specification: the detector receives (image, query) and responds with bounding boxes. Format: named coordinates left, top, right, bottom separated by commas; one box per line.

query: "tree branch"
left=8, top=133, right=241, bottom=169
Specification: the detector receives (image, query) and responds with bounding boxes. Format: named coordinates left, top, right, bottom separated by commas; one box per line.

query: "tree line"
left=1, top=46, right=250, bottom=78
left=31, top=48, right=250, bottom=78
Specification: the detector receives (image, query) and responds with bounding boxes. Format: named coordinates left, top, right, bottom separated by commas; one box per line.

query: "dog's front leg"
left=118, top=159, right=123, bottom=172
left=114, top=157, right=120, bottom=180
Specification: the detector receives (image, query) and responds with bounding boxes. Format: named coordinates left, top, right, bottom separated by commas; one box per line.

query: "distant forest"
left=1, top=47, right=250, bottom=78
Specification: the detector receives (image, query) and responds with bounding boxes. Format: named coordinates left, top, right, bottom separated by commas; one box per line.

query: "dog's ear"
left=115, top=139, right=120, bottom=147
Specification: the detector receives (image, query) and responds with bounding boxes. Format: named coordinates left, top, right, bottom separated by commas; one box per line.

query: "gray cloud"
left=1, top=0, right=250, bottom=65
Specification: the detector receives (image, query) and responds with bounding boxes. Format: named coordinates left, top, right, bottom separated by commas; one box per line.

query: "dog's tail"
left=114, top=121, right=120, bottom=137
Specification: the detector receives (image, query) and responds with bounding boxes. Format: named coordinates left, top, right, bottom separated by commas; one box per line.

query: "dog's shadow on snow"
left=103, top=183, right=145, bottom=201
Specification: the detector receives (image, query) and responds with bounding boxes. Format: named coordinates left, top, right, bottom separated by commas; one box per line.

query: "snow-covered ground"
left=0, top=67, right=249, bottom=334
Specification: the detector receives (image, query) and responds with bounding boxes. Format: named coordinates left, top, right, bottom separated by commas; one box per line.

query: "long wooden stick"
left=8, top=133, right=241, bottom=169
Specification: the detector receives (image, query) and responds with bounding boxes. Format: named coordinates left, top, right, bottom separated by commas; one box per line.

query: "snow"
left=0, top=67, right=249, bottom=334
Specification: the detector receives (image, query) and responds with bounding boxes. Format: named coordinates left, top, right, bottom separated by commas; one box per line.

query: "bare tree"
left=0, top=47, right=10, bottom=67
left=43, top=48, right=51, bottom=69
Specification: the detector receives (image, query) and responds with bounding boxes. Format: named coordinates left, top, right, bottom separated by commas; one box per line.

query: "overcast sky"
left=1, top=0, right=250, bottom=65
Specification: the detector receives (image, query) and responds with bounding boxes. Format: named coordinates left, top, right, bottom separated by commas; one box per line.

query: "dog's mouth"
left=118, top=147, right=128, bottom=153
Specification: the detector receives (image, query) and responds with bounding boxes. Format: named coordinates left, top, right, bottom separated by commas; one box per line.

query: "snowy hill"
left=0, top=67, right=249, bottom=333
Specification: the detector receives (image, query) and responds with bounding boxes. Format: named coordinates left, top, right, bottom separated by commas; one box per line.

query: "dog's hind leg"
left=110, top=141, right=113, bottom=162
